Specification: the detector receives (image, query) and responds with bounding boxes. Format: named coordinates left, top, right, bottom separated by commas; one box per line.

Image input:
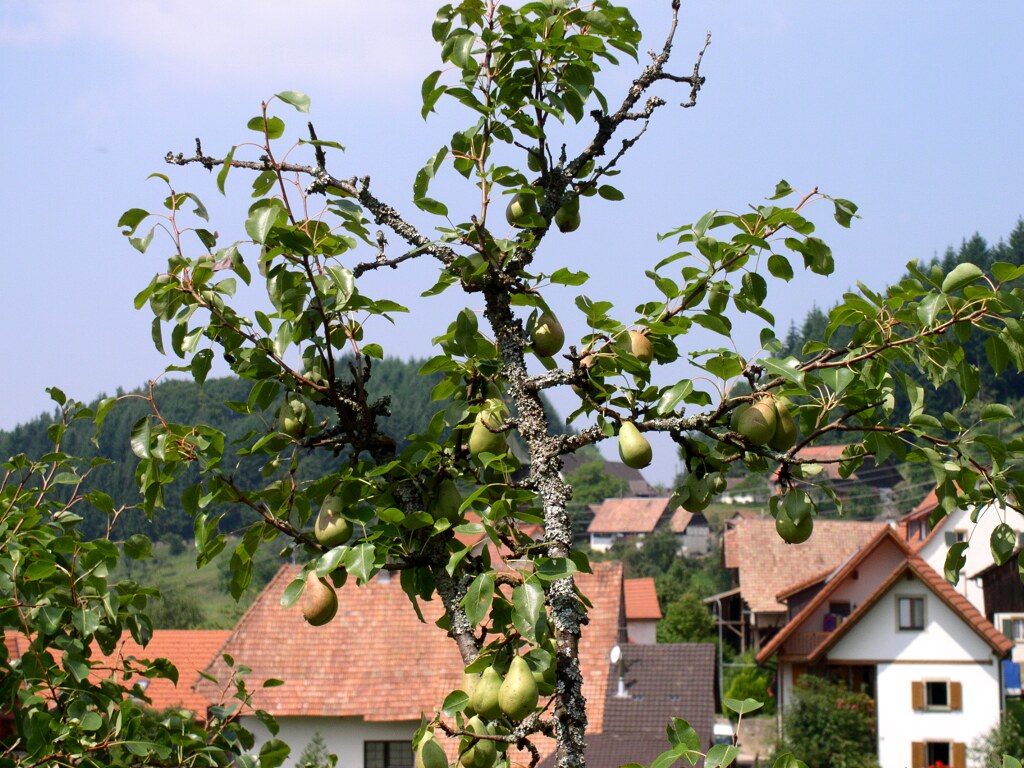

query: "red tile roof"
left=588, top=498, right=671, bottom=535
left=623, top=578, right=661, bottom=620
left=91, top=630, right=230, bottom=714
left=725, top=518, right=886, bottom=614
left=3, top=629, right=229, bottom=716
left=199, top=562, right=625, bottom=741
left=756, top=527, right=1013, bottom=664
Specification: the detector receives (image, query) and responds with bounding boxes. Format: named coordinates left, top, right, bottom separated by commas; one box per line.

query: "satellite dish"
left=609, top=645, right=621, bottom=664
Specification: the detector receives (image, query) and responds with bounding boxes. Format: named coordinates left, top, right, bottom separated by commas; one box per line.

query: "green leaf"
left=767, top=253, right=793, bottom=281
left=511, top=579, right=546, bottom=643
left=666, top=718, right=700, bottom=751
left=981, top=403, right=1014, bottom=422
left=130, top=417, right=151, bottom=459
left=722, top=697, right=763, bottom=716
left=705, top=744, right=739, bottom=768
left=247, top=115, right=286, bottom=140
left=275, top=91, right=311, bottom=112
left=941, top=262, right=984, bottom=293
left=442, top=689, right=470, bottom=716
left=463, top=571, right=494, bottom=626
left=279, top=576, right=305, bottom=608
left=216, top=146, right=236, bottom=194
left=550, top=267, right=589, bottom=286
left=258, top=738, right=291, bottom=768
left=118, top=208, right=149, bottom=233
left=944, top=542, right=968, bottom=584
left=598, top=184, right=624, bottom=201
left=246, top=200, right=284, bottom=244
left=770, top=180, right=793, bottom=200
left=771, top=754, right=808, bottom=768
left=832, top=198, right=858, bottom=227
left=343, top=543, right=376, bottom=584
left=1003, top=755, right=1023, bottom=768
left=656, top=380, right=694, bottom=416
left=991, top=523, right=1017, bottom=566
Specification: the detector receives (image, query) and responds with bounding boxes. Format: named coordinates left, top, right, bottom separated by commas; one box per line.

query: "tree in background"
left=656, top=593, right=716, bottom=644
left=4, top=2, right=1021, bottom=768
left=773, top=676, right=879, bottom=768
left=0, top=395, right=275, bottom=767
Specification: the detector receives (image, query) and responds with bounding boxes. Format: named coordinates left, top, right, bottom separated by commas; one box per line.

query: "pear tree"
left=113, top=2, right=1024, bottom=768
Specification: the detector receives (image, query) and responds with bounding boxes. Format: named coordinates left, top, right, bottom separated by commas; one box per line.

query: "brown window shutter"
left=911, top=681, right=924, bottom=710
left=950, top=681, right=962, bottom=710
left=953, top=741, right=966, bottom=768
left=911, top=741, right=925, bottom=768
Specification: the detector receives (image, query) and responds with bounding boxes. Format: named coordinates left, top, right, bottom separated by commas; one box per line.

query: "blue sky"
left=2, top=2, right=1022, bottom=486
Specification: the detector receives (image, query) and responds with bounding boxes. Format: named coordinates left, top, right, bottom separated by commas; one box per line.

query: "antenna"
left=610, top=645, right=628, bottom=698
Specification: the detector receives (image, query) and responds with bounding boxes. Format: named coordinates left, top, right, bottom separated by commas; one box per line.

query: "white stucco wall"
left=827, top=577, right=1001, bottom=768
left=627, top=618, right=657, bottom=645
left=829, top=580, right=995, bottom=663
left=875, top=661, right=1000, bottom=768
left=917, top=503, right=1024, bottom=613
left=246, top=715, right=421, bottom=768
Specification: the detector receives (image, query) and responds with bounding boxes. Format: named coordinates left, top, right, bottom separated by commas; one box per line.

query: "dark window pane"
left=926, top=681, right=948, bottom=708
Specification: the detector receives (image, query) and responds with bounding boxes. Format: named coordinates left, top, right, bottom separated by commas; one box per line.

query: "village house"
left=755, top=526, right=1012, bottom=768
left=587, top=497, right=710, bottom=556
left=623, top=577, right=662, bottom=644
left=710, top=518, right=885, bottom=651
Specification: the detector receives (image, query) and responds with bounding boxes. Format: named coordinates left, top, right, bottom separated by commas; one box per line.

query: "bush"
left=724, top=654, right=775, bottom=716
left=971, top=714, right=1024, bottom=767
left=774, top=675, right=879, bottom=768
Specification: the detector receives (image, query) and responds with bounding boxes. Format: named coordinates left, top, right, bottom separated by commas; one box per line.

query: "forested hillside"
left=781, top=220, right=1024, bottom=415
left=0, top=357, right=565, bottom=542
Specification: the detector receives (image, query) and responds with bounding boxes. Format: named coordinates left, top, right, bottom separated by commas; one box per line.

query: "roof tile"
left=727, top=519, right=886, bottom=614
left=623, top=578, right=661, bottom=620
left=588, top=498, right=671, bottom=535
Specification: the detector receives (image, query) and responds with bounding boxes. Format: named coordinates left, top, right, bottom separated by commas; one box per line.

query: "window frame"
left=924, top=680, right=950, bottom=710
left=897, top=594, right=926, bottom=631
left=364, top=740, right=414, bottom=768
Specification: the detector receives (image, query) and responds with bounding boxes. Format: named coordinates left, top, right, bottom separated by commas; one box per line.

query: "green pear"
left=768, top=398, right=798, bottom=451
left=498, top=656, right=539, bottom=721
left=628, top=331, right=654, bottom=363
left=279, top=395, right=309, bottom=439
left=735, top=400, right=777, bottom=446
left=728, top=401, right=751, bottom=432
left=505, top=193, right=537, bottom=228
left=314, top=495, right=353, bottom=547
left=531, top=312, right=565, bottom=357
left=301, top=571, right=338, bottom=626
left=429, top=478, right=463, bottom=523
left=618, top=422, right=652, bottom=469
left=460, top=717, right=496, bottom=768
left=469, top=401, right=508, bottom=460
left=554, top=197, right=581, bottom=233
left=462, top=671, right=481, bottom=702
left=469, top=666, right=503, bottom=720
left=417, top=734, right=449, bottom=768
left=776, top=505, right=813, bottom=544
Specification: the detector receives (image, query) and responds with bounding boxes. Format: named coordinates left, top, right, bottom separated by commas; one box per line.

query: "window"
left=898, top=596, right=925, bottom=630
left=911, top=740, right=966, bottom=768
left=925, top=681, right=948, bottom=708
left=912, top=681, right=962, bottom=712
left=829, top=601, right=852, bottom=618
left=944, top=530, right=967, bottom=546
left=1001, top=616, right=1024, bottom=641
left=365, top=741, right=414, bottom=768
left=926, top=741, right=950, bottom=766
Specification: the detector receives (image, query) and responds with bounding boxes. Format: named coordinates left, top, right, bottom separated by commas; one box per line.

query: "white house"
left=900, top=490, right=1024, bottom=613
left=587, top=497, right=709, bottom=555
left=623, top=577, right=661, bottom=644
left=756, top=526, right=1012, bottom=768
